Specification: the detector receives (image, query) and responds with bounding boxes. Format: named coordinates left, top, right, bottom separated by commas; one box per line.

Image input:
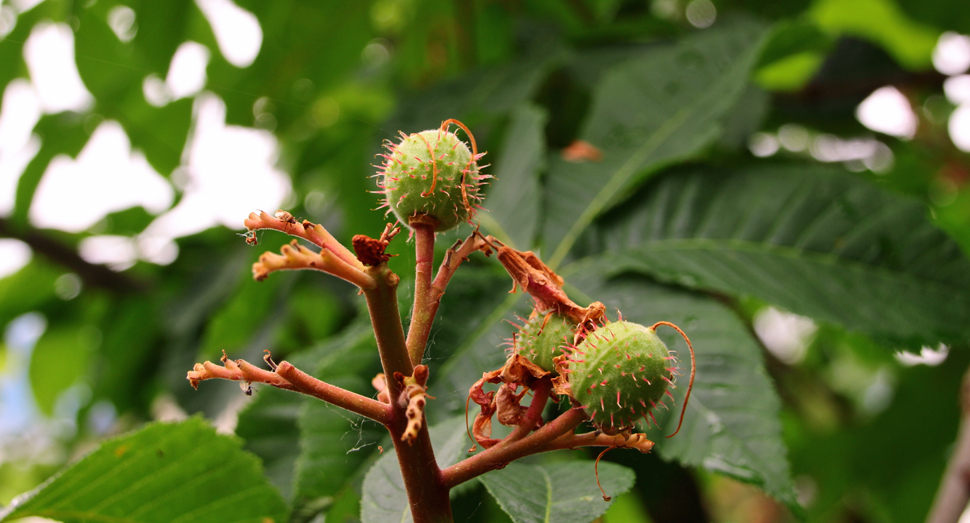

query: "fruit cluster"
left=513, top=312, right=687, bottom=435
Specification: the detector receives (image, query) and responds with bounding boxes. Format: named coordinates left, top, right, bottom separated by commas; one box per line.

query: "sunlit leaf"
left=810, top=0, right=939, bottom=70
left=0, top=418, right=288, bottom=523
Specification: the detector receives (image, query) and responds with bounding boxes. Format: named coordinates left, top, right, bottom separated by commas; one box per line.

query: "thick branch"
left=927, top=364, right=970, bottom=523
left=0, top=217, right=147, bottom=293
left=362, top=262, right=451, bottom=522
left=276, top=362, right=391, bottom=424
left=441, top=407, right=589, bottom=488
left=387, top=415, right=453, bottom=523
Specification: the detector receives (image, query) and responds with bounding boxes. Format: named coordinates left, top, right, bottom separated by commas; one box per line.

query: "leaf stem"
left=406, top=220, right=436, bottom=366
left=406, top=229, right=488, bottom=366
left=441, top=407, right=588, bottom=488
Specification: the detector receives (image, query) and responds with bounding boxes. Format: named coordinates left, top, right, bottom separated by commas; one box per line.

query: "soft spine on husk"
left=376, top=120, right=489, bottom=231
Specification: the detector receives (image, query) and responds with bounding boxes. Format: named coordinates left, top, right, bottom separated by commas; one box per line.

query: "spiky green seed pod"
left=567, top=321, right=676, bottom=434
left=514, top=312, right=576, bottom=373
left=378, top=128, right=485, bottom=231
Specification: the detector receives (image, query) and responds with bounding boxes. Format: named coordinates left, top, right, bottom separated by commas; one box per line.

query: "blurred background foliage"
left=1, top=0, right=970, bottom=522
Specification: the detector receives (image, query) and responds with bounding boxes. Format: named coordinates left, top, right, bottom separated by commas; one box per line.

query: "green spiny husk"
left=567, top=321, right=673, bottom=434
left=380, top=129, right=480, bottom=231
left=514, top=312, right=576, bottom=373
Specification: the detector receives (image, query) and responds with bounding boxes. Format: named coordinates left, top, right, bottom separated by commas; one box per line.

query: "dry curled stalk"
left=188, top=351, right=294, bottom=391
left=475, top=234, right=605, bottom=330
left=253, top=239, right=375, bottom=289
left=188, top=351, right=391, bottom=424
left=396, top=365, right=431, bottom=443
left=245, top=210, right=363, bottom=269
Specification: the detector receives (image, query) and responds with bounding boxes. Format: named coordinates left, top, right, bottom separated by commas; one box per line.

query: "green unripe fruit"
left=568, top=321, right=675, bottom=434
left=379, top=128, right=484, bottom=232
left=514, top=312, right=576, bottom=373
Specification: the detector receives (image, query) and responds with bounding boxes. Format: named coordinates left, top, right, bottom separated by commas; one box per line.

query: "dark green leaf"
left=384, top=53, right=556, bottom=135
left=0, top=417, right=287, bottom=523
left=578, top=163, right=970, bottom=345
left=291, top=324, right=383, bottom=517
left=755, top=19, right=833, bottom=68
left=479, top=461, right=634, bottom=523
left=197, top=273, right=284, bottom=359
left=235, top=387, right=303, bottom=500
left=897, top=0, right=970, bottom=34
left=542, top=18, right=770, bottom=268
left=716, top=85, right=770, bottom=151
left=90, top=297, right=162, bottom=414
left=480, top=103, right=547, bottom=249
left=753, top=21, right=831, bottom=93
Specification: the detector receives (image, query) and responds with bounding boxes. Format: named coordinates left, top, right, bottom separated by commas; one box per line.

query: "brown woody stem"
left=0, top=217, right=148, bottom=293
left=363, top=262, right=453, bottom=523
left=406, top=229, right=488, bottom=367
left=441, top=407, right=589, bottom=488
